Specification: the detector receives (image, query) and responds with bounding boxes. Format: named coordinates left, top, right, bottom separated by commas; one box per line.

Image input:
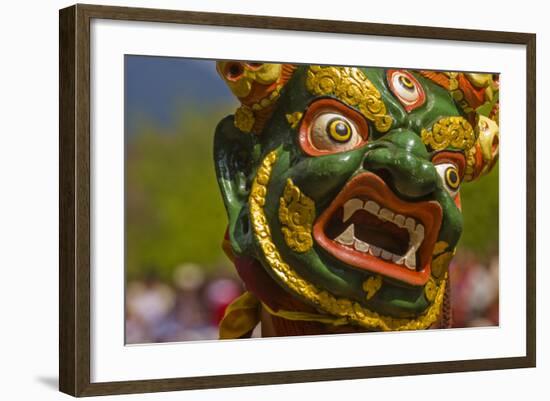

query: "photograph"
left=124, top=57, right=500, bottom=344
left=0, top=0, right=544, bottom=399
left=55, top=3, right=536, bottom=397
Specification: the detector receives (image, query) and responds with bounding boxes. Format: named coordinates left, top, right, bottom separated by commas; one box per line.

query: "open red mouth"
left=313, top=173, right=442, bottom=286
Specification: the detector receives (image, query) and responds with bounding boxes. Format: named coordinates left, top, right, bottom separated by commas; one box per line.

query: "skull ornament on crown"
left=213, top=62, right=499, bottom=338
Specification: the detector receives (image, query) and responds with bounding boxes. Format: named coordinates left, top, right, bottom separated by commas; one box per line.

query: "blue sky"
left=124, top=55, right=237, bottom=136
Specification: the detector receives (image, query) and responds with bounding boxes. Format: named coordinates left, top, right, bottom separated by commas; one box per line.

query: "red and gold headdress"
left=216, top=62, right=296, bottom=134
left=419, top=71, right=500, bottom=181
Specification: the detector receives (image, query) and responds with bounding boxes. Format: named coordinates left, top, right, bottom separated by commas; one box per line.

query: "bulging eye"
left=309, top=113, right=363, bottom=153
left=326, top=117, right=353, bottom=142
left=299, top=99, right=369, bottom=156
left=387, top=70, right=426, bottom=112
left=435, top=163, right=461, bottom=197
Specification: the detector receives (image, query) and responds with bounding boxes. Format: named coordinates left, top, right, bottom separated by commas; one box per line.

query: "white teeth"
left=369, top=246, right=382, bottom=257
left=411, top=224, right=425, bottom=250
left=397, top=246, right=417, bottom=270
left=352, top=239, right=402, bottom=265
left=381, top=250, right=393, bottom=261
left=335, top=224, right=355, bottom=245
left=343, top=199, right=363, bottom=222
left=364, top=200, right=380, bottom=215
left=405, top=252, right=416, bottom=270
left=379, top=208, right=394, bottom=222
left=354, top=239, right=370, bottom=252
left=393, top=254, right=403, bottom=264
left=394, top=214, right=405, bottom=227
left=333, top=197, right=427, bottom=272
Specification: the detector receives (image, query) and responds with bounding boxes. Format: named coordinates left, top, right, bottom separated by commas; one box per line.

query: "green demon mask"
left=214, top=62, right=499, bottom=338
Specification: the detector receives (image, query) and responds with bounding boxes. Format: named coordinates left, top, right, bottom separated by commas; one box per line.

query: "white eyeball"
left=387, top=70, right=426, bottom=112
left=435, top=163, right=461, bottom=197
left=309, top=112, right=362, bottom=152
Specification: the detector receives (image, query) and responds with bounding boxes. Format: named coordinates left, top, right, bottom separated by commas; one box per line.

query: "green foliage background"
left=126, top=107, right=499, bottom=281
left=126, top=105, right=234, bottom=280
left=458, top=163, right=499, bottom=256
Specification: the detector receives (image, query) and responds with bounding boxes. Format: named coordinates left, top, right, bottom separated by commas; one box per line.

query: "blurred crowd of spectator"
left=449, top=252, right=499, bottom=328
left=126, top=263, right=243, bottom=344
left=126, top=252, right=499, bottom=344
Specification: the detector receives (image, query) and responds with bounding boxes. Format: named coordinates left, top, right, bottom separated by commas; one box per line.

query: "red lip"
left=313, top=173, right=442, bottom=286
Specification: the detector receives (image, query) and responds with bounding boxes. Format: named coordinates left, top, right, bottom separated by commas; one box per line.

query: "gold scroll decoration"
left=424, top=277, right=438, bottom=302
left=421, top=116, right=476, bottom=152
left=278, top=178, right=315, bottom=253
left=362, top=275, right=383, bottom=301
left=305, top=66, right=393, bottom=133
left=286, top=112, right=303, bottom=129
left=234, top=106, right=255, bottom=133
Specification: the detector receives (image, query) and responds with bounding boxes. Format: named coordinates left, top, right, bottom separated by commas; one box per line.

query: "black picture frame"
left=59, top=3, right=536, bottom=397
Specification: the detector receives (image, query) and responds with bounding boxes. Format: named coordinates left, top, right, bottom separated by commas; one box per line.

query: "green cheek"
left=260, top=149, right=367, bottom=300
left=288, top=149, right=365, bottom=204
left=373, top=285, right=429, bottom=318
left=407, top=74, right=463, bottom=131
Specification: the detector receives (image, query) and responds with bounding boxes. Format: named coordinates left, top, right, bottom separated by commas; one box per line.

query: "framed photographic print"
left=59, top=4, right=536, bottom=397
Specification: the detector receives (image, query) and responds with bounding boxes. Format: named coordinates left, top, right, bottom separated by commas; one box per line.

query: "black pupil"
left=400, top=77, right=414, bottom=90
left=334, top=121, right=348, bottom=136
left=448, top=170, right=458, bottom=184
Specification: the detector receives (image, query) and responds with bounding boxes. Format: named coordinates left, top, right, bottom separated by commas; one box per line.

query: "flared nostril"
left=360, top=129, right=439, bottom=199
left=370, top=168, right=394, bottom=188
left=362, top=148, right=438, bottom=200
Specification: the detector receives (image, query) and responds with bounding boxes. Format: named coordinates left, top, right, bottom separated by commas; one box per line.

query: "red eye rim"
left=432, top=151, right=466, bottom=180
left=432, top=151, right=465, bottom=207
left=387, top=70, right=426, bottom=112
left=298, top=98, right=370, bottom=157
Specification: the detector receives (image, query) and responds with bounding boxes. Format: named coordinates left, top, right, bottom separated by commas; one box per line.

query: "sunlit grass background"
left=125, top=56, right=499, bottom=343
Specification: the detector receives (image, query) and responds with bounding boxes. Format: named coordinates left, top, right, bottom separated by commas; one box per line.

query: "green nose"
left=362, top=129, right=438, bottom=199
